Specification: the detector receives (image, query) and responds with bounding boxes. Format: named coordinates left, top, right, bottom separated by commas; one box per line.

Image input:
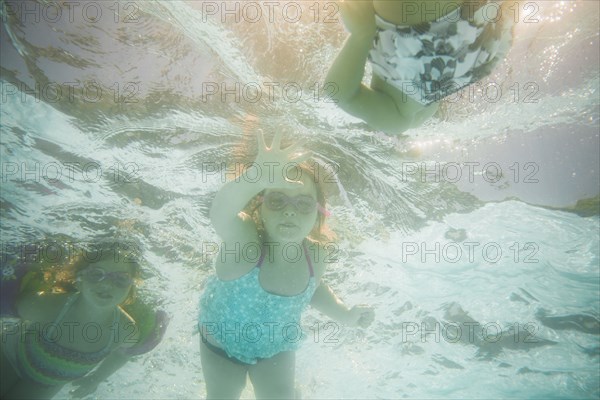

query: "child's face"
left=78, top=259, right=135, bottom=307
left=261, top=176, right=319, bottom=243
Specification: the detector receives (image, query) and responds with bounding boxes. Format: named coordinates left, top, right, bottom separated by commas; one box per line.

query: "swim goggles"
left=260, top=192, right=330, bottom=216
left=81, top=267, right=133, bottom=288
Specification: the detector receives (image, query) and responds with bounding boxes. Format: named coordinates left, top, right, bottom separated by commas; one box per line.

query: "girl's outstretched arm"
left=311, top=282, right=374, bottom=328
left=325, top=1, right=376, bottom=105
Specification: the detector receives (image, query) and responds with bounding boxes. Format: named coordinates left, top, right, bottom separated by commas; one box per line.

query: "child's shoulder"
left=17, top=292, right=70, bottom=321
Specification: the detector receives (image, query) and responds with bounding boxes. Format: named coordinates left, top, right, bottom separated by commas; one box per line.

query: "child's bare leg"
left=394, top=95, right=425, bottom=132
left=200, top=340, right=248, bottom=400
left=411, top=101, right=440, bottom=127
left=249, top=351, right=296, bottom=400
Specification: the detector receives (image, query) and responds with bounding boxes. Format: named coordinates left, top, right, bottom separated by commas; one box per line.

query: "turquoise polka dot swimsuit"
left=198, top=243, right=317, bottom=364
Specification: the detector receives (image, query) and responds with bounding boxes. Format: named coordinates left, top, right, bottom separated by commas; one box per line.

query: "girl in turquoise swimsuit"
left=1, top=242, right=144, bottom=399
left=326, top=0, right=514, bottom=135
left=198, top=131, right=375, bottom=399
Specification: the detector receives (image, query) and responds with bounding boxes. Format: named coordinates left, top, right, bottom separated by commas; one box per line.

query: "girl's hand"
left=339, top=0, right=376, bottom=37
left=345, top=304, right=375, bottom=328
left=253, top=130, right=310, bottom=189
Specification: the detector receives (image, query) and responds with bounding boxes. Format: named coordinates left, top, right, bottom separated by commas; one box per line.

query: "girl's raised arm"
left=325, top=1, right=412, bottom=134
left=325, top=1, right=377, bottom=106
left=209, top=131, right=309, bottom=241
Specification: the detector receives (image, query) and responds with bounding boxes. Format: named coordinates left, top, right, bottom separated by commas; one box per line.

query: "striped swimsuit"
left=3, top=294, right=118, bottom=387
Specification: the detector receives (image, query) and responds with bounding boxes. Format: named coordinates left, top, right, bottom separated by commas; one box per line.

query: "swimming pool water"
left=1, top=1, right=598, bottom=399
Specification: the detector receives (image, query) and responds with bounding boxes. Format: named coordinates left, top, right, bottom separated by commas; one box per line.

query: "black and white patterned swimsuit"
left=368, top=0, right=513, bottom=105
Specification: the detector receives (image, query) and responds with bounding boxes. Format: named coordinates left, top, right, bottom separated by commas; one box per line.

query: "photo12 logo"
left=400, top=161, right=540, bottom=185
left=199, top=321, right=340, bottom=345
left=200, top=161, right=338, bottom=184
left=201, top=241, right=339, bottom=264
left=1, top=241, right=141, bottom=265
left=1, top=161, right=140, bottom=184
left=1, top=320, right=139, bottom=344
left=401, top=321, right=543, bottom=344
left=395, top=1, right=540, bottom=24
left=400, top=241, right=539, bottom=264
left=400, top=81, right=540, bottom=105
left=1, top=81, right=140, bottom=104
left=199, top=1, right=339, bottom=24
left=201, top=81, right=338, bottom=104
left=1, top=1, right=141, bottom=24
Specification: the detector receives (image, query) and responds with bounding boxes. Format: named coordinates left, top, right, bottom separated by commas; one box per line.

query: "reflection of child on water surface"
left=326, top=0, right=514, bottom=135
left=198, top=131, right=375, bottom=399
left=1, top=242, right=165, bottom=400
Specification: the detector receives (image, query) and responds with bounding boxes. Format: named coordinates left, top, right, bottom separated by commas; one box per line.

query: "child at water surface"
left=326, top=0, right=514, bottom=135
left=198, top=131, right=375, bottom=399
